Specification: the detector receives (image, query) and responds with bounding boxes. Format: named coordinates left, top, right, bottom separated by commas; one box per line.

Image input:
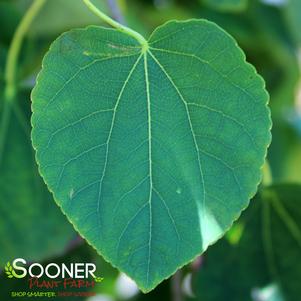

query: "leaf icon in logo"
left=4, top=262, right=14, bottom=278
left=94, top=276, right=104, bottom=283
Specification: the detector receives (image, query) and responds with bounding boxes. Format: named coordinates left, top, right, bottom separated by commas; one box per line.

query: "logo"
left=5, top=258, right=102, bottom=280
left=5, top=258, right=104, bottom=298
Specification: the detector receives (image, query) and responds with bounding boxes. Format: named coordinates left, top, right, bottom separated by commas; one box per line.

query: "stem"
left=4, top=0, right=46, bottom=102
left=1, top=0, right=46, bottom=165
left=82, top=0, right=147, bottom=48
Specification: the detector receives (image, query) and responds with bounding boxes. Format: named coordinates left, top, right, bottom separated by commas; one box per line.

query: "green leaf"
left=0, top=93, right=75, bottom=266
left=94, top=276, right=104, bottom=283
left=31, top=20, right=271, bottom=291
left=193, top=184, right=301, bottom=301
left=201, top=0, right=248, bottom=12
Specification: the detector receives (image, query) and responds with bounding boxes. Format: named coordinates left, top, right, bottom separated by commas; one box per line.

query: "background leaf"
left=193, top=184, right=301, bottom=301
left=0, top=92, right=76, bottom=266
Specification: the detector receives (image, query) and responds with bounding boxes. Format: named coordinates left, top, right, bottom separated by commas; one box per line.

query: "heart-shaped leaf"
left=31, top=20, right=271, bottom=291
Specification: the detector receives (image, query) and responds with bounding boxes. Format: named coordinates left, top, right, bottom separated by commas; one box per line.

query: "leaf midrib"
left=146, top=49, right=207, bottom=226
left=143, top=51, right=153, bottom=286
left=81, top=46, right=207, bottom=284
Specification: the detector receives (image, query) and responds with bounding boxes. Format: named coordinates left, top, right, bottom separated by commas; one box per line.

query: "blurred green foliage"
left=194, top=185, right=301, bottom=301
